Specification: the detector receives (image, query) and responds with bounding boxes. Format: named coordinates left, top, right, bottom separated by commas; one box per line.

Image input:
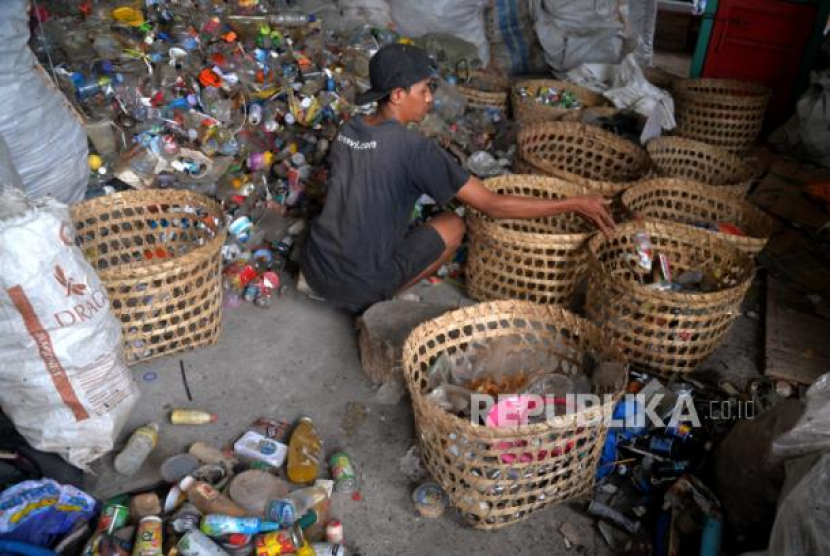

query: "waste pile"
left=29, top=1, right=515, bottom=305
left=0, top=415, right=356, bottom=556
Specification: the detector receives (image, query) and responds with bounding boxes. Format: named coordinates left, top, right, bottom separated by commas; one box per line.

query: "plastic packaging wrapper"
left=389, top=0, right=490, bottom=64
left=0, top=479, right=97, bottom=547
left=0, top=0, right=88, bottom=203
left=529, top=0, right=633, bottom=72
left=339, top=0, right=393, bottom=29
left=0, top=189, right=139, bottom=469
left=769, top=70, right=830, bottom=168
left=772, top=372, right=830, bottom=459
left=742, top=453, right=830, bottom=556
left=565, top=53, right=675, bottom=142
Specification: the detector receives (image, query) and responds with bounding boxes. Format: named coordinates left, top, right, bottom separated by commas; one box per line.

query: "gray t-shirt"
left=301, top=116, right=469, bottom=308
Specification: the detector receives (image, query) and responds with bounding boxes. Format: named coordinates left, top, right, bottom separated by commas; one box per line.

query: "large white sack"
left=529, top=0, right=633, bottom=72
left=0, top=189, right=139, bottom=469
left=390, top=0, right=490, bottom=64
left=0, top=0, right=88, bottom=204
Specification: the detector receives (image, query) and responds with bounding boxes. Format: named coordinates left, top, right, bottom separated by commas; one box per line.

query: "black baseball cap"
left=355, top=43, right=436, bottom=106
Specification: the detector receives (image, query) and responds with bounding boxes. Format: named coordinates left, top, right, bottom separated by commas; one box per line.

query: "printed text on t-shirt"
left=337, top=135, right=377, bottom=150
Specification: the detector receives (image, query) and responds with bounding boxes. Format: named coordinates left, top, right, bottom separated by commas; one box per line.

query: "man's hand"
left=567, top=195, right=616, bottom=237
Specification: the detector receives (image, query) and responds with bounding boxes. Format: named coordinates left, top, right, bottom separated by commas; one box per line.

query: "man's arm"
left=455, top=176, right=616, bottom=236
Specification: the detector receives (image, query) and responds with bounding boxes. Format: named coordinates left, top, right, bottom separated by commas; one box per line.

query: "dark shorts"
left=302, top=224, right=446, bottom=313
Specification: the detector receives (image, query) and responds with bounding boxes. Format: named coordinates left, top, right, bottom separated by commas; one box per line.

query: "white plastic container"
left=233, top=431, right=288, bottom=468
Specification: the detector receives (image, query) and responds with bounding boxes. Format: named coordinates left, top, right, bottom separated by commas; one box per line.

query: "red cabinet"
left=701, top=0, right=817, bottom=126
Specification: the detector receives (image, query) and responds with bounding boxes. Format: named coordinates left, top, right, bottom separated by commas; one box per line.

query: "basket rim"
left=646, top=136, right=755, bottom=180
left=402, top=300, right=628, bottom=436
left=70, top=189, right=227, bottom=281
left=674, top=78, right=771, bottom=104
left=515, top=159, right=629, bottom=196
left=467, top=175, right=597, bottom=243
left=622, top=177, right=774, bottom=238
left=587, top=218, right=755, bottom=301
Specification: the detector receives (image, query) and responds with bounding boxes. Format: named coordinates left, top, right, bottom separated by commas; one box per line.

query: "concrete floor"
left=87, top=282, right=613, bottom=556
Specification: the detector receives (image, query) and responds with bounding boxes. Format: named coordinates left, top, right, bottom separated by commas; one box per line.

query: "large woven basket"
left=511, top=79, right=609, bottom=124
left=466, top=175, right=595, bottom=305
left=517, top=121, right=651, bottom=196
left=402, top=301, right=627, bottom=529
left=622, top=178, right=775, bottom=256
left=674, top=78, right=771, bottom=153
left=646, top=136, right=755, bottom=196
left=71, top=189, right=226, bottom=364
left=585, top=220, right=754, bottom=376
left=456, top=71, right=510, bottom=112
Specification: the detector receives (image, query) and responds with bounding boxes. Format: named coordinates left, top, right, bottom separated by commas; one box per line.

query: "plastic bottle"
left=178, top=530, right=230, bottom=556
left=268, top=13, right=316, bottom=27
left=287, top=417, right=322, bottom=484
left=171, top=410, right=218, bottom=425
left=180, top=477, right=248, bottom=517
left=114, top=423, right=159, bottom=476
left=431, top=81, right=467, bottom=121
left=265, top=486, right=328, bottom=526
left=200, top=515, right=280, bottom=537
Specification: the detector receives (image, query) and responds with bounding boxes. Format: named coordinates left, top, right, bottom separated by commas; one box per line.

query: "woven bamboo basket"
left=71, top=189, right=226, bottom=364
left=402, top=300, right=627, bottom=529
left=674, top=78, right=771, bottom=154
left=517, top=121, right=651, bottom=196
left=646, top=136, right=755, bottom=196
left=585, top=220, right=754, bottom=376
left=511, top=79, right=609, bottom=124
left=643, top=66, right=678, bottom=91
left=466, top=175, right=595, bottom=305
left=456, top=71, right=510, bottom=112
left=622, top=178, right=775, bottom=256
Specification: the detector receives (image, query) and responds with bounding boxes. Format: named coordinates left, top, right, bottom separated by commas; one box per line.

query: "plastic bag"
left=566, top=53, right=675, bottom=142
left=389, top=0, right=490, bottom=64
left=339, top=0, right=392, bottom=29
left=772, top=372, right=830, bottom=459
left=742, top=453, right=830, bottom=556
left=0, top=0, right=88, bottom=204
left=0, top=189, right=139, bottom=469
left=0, top=479, right=97, bottom=547
left=529, top=0, right=633, bottom=72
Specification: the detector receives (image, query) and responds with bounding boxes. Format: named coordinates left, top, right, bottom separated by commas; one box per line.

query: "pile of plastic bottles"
left=515, top=86, right=582, bottom=109
left=0, top=414, right=355, bottom=556
left=29, top=1, right=518, bottom=301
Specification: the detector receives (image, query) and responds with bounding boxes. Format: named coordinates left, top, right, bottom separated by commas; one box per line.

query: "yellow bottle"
left=171, top=410, right=217, bottom=425
left=286, top=417, right=322, bottom=484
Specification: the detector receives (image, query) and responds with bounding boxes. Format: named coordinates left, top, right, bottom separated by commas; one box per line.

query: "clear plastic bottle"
left=114, top=423, right=159, bottom=476
left=287, top=417, right=322, bottom=484
left=265, top=486, right=328, bottom=526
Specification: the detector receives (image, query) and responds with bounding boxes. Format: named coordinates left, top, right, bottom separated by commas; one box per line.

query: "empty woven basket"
left=466, top=175, right=595, bottom=305
left=518, top=121, right=651, bottom=196
left=403, top=300, right=627, bottom=529
left=585, top=220, right=754, bottom=376
left=71, top=189, right=225, bottom=364
left=674, top=78, right=771, bottom=154
left=622, top=178, right=775, bottom=255
left=646, top=136, right=755, bottom=196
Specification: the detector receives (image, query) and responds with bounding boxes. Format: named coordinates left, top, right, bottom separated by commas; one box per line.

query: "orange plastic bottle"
left=286, top=417, right=322, bottom=484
